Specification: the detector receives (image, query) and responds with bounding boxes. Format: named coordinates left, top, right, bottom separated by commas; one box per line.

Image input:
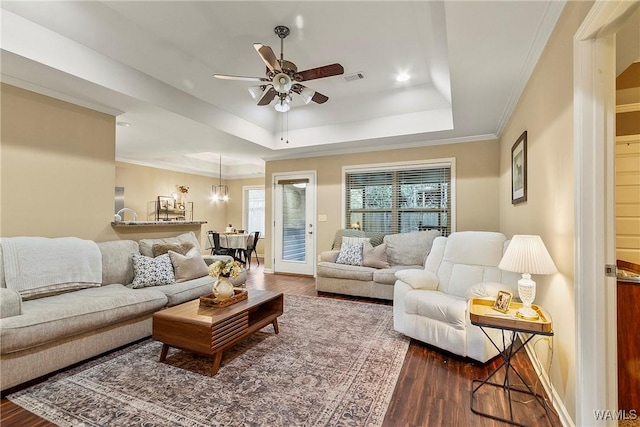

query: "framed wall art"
left=511, top=131, right=527, bottom=204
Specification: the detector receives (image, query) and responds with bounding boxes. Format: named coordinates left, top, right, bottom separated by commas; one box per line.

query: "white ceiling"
left=0, top=1, right=565, bottom=179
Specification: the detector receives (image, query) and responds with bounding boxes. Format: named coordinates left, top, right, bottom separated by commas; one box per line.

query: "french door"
left=273, top=172, right=316, bottom=276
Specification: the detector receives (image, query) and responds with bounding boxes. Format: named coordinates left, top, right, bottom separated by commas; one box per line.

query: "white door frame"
left=271, top=170, right=317, bottom=276
left=574, top=1, right=639, bottom=425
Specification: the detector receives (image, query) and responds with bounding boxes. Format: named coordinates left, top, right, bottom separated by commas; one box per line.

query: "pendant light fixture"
left=212, top=154, right=229, bottom=202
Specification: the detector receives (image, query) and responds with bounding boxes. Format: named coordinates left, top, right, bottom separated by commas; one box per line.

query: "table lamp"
left=498, top=235, right=557, bottom=320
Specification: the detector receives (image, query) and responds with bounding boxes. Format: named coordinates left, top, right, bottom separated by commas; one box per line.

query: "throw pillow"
left=335, top=242, right=363, bottom=266
left=331, top=229, right=365, bottom=250
left=342, top=236, right=370, bottom=246
left=151, top=242, right=193, bottom=258
left=362, top=241, right=390, bottom=269
left=138, top=232, right=201, bottom=257
left=168, top=248, right=209, bottom=283
left=131, top=254, right=175, bottom=288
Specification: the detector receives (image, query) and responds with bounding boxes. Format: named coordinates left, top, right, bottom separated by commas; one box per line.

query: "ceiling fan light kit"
left=214, top=25, right=344, bottom=113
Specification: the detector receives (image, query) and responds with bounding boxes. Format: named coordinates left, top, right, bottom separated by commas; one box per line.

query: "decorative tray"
left=469, top=298, right=553, bottom=333
left=200, top=289, right=248, bottom=308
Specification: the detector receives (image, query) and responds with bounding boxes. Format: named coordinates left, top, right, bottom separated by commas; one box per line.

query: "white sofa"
left=393, top=231, right=520, bottom=362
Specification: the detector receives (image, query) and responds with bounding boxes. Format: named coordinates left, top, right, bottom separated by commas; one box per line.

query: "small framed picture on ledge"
left=493, top=290, right=513, bottom=313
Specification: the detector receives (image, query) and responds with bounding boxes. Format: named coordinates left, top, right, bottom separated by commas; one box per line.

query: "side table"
left=469, top=298, right=554, bottom=427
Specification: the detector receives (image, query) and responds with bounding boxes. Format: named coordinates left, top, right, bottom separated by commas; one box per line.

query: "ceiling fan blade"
left=257, top=86, right=277, bottom=106
left=254, top=43, right=281, bottom=73
left=213, top=74, right=268, bottom=82
left=311, top=91, right=329, bottom=104
left=295, top=63, right=344, bottom=81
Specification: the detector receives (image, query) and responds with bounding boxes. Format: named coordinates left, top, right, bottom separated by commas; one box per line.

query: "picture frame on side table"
left=493, top=290, right=513, bottom=313
left=511, top=131, right=527, bottom=204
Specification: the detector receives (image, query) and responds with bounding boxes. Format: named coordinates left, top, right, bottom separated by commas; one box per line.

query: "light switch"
left=318, top=214, right=327, bottom=222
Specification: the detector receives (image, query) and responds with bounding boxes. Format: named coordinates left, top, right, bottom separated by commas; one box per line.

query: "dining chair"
left=207, top=231, right=233, bottom=256
left=243, top=231, right=260, bottom=269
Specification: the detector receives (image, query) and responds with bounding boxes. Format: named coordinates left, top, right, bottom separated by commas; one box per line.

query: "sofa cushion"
left=131, top=254, right=175, bottom=289
left=442, top=231, right=506, bottom=267
left=0, top=288, right=21, bottom=318
left=97, top=240, right=139, bottom=286
left=152, top=242, right=193, bottom=258
left=364, top=232, right=386, bottom=247
left=317, top=262, right=375, bottom=281
left=373, top=265, right=420, bottom=285
left=383, top=230, right=440, bottom=266
left=168, top=248, right=209, bottom=283
left=395, top=269, right=439, bottom=289
left=363, top=241, right=390, bottom=269
left=0, top=284, right=167, bottom=354
left=465, top=282, right=505, bottom=299
left=435, top=232, right=507, bottom=297
left=151, top=275, right=215, bottom=307
left=138, top=232, right=201, bottom=257
left=404, top=290, right=467, bottom=330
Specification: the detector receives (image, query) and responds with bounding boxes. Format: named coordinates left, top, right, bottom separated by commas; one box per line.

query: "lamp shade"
left=274, top=99, right=290, bottom=112
left=498, top=235, right=557, bottom=275
left=248, top=85, right=263, bottom=101
left=300, top=87, right=315, bottom=104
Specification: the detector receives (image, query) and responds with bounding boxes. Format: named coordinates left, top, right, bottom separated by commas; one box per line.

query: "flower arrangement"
left=177, top=185, right=189, bottom=194
left=208, top=259, right=242, bottom=278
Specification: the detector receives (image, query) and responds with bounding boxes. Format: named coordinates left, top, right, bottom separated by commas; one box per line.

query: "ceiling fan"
left=213, top=25, right=344, bottom=112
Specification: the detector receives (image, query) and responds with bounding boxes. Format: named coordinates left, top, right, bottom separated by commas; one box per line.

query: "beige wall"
left=264, top=138, right=500, bottom=270
left=498, top=1, right=594, bottom=422
left=115, top=163, right=265, bottom=252
left=1, top=84, right=117, bottom=240
left=0, top=84, right=262, bottom=253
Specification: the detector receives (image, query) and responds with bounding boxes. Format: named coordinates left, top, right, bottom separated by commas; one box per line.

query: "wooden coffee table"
left=152, top=289, right=283, bottom=375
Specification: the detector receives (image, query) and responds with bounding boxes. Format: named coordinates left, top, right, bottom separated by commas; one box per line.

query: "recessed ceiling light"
left=117, top=121, right=131, bottom=127
left=396, top=73, right=410, bottom=82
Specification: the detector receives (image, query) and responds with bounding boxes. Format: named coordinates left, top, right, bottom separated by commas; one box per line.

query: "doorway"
left=574, top=1, right=640, bottom=424
left=273, top=172, right=316, bottom=276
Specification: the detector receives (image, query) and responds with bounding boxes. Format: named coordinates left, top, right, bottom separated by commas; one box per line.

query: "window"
left=345, top=161, right=453, bottom=236
left=244, top=186, right=265, bottom=237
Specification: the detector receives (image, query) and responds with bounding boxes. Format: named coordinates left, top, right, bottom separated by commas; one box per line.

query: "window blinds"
left=345, top=164, right=451, bottom=235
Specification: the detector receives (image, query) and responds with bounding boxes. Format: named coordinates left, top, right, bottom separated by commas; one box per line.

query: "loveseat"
left=0, top=232, right=246, bottom=391
left=393, top=231, right=520, bottom=362
left=316, top=229, right=441, bottom=300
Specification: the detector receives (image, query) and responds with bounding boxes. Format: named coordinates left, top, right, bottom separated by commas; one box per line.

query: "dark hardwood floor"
left=1, top=260, right=562, bottom=426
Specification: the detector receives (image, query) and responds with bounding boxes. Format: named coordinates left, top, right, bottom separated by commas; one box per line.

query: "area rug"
left=8, top=295, right=409, bottom=426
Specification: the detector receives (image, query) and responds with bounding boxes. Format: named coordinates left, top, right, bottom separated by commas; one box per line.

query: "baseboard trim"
left=520, top=332, right=575, bottom=427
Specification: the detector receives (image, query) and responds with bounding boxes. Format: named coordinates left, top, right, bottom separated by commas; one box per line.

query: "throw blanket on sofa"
left=1, top=237, right=102, bottom=299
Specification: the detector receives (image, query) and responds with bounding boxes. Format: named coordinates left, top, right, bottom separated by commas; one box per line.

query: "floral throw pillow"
left=131, top=254, right=175, bottom=288
left=335, top=242, right=363, bottom=266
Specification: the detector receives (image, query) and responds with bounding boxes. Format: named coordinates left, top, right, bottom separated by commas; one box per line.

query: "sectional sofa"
left=0, top=232, right=245, bottom=391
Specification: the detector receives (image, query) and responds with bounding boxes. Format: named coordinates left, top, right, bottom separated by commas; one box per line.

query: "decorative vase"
left=213, top=277, right=234, bottom=301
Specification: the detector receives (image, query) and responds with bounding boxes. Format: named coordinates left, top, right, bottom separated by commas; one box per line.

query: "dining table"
left=220, top=233, right=250, bottom=264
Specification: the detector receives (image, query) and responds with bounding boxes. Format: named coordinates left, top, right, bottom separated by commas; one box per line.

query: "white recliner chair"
left=393, top=231, right=520, bottom=362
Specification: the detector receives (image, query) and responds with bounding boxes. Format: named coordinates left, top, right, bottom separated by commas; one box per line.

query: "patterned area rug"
left=9, top=295, right=409, bottom=426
